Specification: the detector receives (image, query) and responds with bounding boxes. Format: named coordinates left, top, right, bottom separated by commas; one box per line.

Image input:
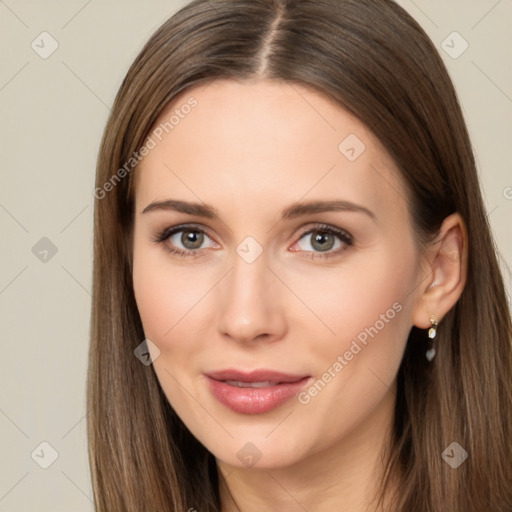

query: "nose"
left=216, top=249, right=287, bottom=345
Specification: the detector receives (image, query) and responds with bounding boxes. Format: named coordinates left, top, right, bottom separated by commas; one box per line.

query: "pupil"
left=312, top=231, right=334, bottom=252
left=182, top=230, right=203, bottom=249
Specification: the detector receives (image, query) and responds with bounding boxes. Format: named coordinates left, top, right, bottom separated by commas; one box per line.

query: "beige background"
left=0, top=1, right=511, bottom=510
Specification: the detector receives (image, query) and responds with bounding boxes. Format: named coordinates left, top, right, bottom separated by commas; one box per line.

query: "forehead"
left=134, top=78, right=408, bottom=221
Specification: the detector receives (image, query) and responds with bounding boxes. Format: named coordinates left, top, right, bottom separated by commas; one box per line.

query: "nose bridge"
left=216, top=244, right=285, bottom=343
left=231, top=249, right=270, bottom=302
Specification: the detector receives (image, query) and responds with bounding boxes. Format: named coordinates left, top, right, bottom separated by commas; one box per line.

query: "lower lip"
left=205, top=376, right=311, bottom=414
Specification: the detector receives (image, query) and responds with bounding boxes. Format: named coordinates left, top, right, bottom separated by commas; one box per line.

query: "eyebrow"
left=141, top=199, right=376, bottom=221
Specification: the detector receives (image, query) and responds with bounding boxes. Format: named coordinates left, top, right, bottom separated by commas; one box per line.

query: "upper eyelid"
left=164, top=223, right=217, bottom=242
left=296, top=223, right=352, bottom=239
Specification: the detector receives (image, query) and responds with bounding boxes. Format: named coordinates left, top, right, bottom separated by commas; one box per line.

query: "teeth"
left=224, top=380, right=278, bottom=388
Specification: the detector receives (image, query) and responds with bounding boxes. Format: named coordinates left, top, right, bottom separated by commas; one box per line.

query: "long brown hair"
left=87, top=0, right=512, bottom=510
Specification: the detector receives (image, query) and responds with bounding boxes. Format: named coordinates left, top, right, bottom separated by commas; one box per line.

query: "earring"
left=426, top=315, right=438, bottom=362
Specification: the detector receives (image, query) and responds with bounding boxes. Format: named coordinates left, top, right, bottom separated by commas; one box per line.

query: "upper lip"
left=206, top=369, right=310, bottom=383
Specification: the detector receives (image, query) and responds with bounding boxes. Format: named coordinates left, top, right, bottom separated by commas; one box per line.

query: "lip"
left=205, top=369, right=312, bottom=414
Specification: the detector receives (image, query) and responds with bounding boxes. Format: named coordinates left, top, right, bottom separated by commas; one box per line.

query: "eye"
left=290, top=223, right=353, bottom=259
left=153, top=222, right=353, bottom=260
left=152, top=224, right=218, bottom=258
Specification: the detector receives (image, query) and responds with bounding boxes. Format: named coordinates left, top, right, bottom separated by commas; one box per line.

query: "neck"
left=217, top=386, right=398, bottom=512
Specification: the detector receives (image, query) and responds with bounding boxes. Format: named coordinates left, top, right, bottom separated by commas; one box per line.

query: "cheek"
left=132, top=247, right=205, bottom=410
left=292, top=250, right=414, bottom=350
left=295, top=245, right=417, bottom=406
left=132, top=239, right=207, bottom=342
left=133, top=258, right=173, bottom=341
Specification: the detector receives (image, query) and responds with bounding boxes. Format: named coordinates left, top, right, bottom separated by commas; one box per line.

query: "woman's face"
left=132, top=78, right=425, bottom=470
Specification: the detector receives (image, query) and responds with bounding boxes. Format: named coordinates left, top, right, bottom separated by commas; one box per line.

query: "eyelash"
left=152, top=223, right=353, bottom=260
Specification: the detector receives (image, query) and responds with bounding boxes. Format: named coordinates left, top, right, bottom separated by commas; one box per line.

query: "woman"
left=87, top=0, right=512, bottom=510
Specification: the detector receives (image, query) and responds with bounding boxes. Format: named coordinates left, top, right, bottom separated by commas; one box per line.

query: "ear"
left=411, top=212, right=468, bottom=329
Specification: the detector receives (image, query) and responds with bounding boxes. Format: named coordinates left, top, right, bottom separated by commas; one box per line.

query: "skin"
left=132, top=78, right=467, bottom=512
